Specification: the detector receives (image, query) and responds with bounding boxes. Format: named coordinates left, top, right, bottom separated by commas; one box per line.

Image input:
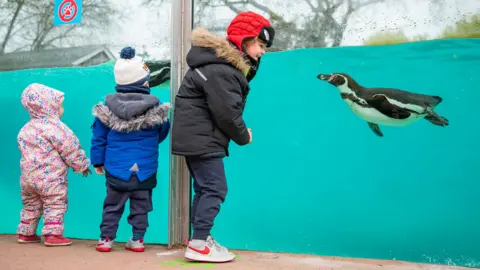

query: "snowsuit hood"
left=21, top=83, right=64, bottom=119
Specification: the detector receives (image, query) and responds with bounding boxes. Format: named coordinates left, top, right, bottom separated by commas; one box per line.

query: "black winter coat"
left=171, top=28, right=254, bottom=157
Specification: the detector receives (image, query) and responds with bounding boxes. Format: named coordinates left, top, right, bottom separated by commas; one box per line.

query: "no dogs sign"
left=54, top=0, right=82, bottom=26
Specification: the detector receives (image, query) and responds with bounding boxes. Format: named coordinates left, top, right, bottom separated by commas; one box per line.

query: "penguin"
left=316, top=72, right=449, bottom=137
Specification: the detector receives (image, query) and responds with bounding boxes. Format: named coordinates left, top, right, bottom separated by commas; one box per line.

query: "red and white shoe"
left=184, top=236, right=235, bottom=263
left=17, top=234, right=41, bottom=244
left=125, top=238, right=145, bottom=252
left=96, top=237, right=114, bottom=252
left=44, top=235, right=72, bottom=246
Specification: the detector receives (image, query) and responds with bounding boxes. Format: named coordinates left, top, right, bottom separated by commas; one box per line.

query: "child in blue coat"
left=90, top=47, right=171, bottom=252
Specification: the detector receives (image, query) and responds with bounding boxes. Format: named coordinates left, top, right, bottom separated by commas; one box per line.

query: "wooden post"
left=168, top=0, right=193, bottom=249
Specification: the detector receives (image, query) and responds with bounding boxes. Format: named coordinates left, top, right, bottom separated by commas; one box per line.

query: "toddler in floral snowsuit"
left=17, top=83, right=91, bottom=246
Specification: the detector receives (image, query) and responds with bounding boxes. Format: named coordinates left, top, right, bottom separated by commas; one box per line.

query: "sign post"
left=54, top=0, right=82, bottom=26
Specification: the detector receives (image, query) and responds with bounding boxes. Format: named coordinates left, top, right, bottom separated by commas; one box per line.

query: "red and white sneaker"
left=17, top=234, right=41, bottom=243
left=125, top=238, right=145, bottom=252
left=184, top=236, right=235, bottom=263
left=96, top=237, right=114, bottom=252
left=44, top=235, right=72, bottom=246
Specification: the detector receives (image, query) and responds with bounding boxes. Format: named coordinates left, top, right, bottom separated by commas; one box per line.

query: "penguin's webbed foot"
left=424, top=107, right=449, bottom=127
left=425, top=115, right=449, bottom=126
left=367, top=122, right=384, bottom=137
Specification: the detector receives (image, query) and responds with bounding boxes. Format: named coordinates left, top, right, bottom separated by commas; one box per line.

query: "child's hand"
left=247, top=128, right=252, bottom=143
left=94, top=166, right=105, bottom=175
left=82, top=168, right=92, bottom=177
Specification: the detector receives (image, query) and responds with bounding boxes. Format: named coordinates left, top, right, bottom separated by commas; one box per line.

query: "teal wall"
left=1, top=38, right=480, bottom=267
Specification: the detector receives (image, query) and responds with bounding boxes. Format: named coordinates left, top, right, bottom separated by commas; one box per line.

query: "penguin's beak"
left=317, top=74, right=334, bottom=82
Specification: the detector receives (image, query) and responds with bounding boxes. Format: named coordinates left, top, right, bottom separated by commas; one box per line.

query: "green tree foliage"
left=363, top=13, right=480, bottom=46
left=364, top=30, right=410, bottom=46
left=439, top=14, right=480, bottom=39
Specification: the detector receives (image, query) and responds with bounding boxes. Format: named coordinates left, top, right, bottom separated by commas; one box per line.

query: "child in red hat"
left=171, top=11, right=275, bottom=263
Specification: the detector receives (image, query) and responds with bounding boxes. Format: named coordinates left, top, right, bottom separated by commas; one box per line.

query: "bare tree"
left=0, top=0, right=122, bottom=54
left=142, top=0, right=166, bottom=9
left=142, top=0, right=387, bottom=50
left=144, top=0, right=386, bottom=50
left=194, top=0, right=387, bottom=50
left=0, top=0, right=26, bottom=54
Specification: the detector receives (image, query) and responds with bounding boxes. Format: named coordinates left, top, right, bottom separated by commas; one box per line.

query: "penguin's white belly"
left=344, top=99, right=425, bottom=126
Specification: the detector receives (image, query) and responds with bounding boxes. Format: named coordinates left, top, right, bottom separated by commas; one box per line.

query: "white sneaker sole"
left=184, top=251, right=236, bottom=263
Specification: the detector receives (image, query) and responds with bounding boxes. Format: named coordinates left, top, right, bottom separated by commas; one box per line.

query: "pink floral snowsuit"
left=17, top=83, right=90, bottom=236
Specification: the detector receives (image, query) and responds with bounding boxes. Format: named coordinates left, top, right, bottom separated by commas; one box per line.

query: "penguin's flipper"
left=424, top=107, right=449, bottom=126
left=367, top=122, right=383, bottom=137
left=366, top=94, right=411, bottom=119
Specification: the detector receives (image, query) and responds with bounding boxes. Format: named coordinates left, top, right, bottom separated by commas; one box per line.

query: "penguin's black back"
left=339, top=73, right=443, bottom=108
left=359, top=87, right=443, bottom=108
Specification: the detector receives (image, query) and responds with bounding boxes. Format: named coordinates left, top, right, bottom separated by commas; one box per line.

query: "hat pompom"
left=120, top=47, right=136, bottom=59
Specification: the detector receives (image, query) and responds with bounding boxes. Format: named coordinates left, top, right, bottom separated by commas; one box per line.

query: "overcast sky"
left=105, top=0, right=479, bottom=60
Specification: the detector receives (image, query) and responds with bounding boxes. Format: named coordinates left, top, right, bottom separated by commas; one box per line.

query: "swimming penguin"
left=317, top=73, right=449, bottom=137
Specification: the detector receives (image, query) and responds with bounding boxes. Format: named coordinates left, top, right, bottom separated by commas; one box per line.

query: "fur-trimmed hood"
left=92, top=93, right=171, bottom=132
left=188, top=28, right=250, bottom=73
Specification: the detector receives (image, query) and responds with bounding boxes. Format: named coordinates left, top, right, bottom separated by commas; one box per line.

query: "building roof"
left=0, top=45, right=116, bottom=71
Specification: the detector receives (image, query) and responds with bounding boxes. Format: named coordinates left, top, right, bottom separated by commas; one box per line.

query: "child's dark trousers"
left=185, top=155, right=228, bottom=240
left=99, top=172, right=155, bottom=240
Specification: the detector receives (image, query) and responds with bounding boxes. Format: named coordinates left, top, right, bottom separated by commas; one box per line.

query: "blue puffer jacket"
left=90, top=93, right=171, bottom=182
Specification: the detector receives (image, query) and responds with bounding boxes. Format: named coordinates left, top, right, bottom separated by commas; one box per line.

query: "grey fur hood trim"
left=92, top=102, right=171, bottom=132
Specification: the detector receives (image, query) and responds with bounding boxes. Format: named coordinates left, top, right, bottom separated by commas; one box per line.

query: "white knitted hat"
left=114, top=47, right=150, bottom=85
